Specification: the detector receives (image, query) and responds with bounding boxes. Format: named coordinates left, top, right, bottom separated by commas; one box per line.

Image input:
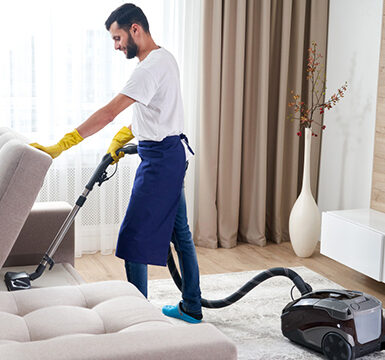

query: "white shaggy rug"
left=148, top=267, right=384, bottom=360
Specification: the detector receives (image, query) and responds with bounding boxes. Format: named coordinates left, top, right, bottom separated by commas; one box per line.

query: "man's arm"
left=30, top=94, right=135, bottom=159
left=77, top=94, right=135, bottom=138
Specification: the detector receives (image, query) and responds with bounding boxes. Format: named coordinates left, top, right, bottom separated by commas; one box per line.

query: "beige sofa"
left=0, top=127, right=237, bottom=360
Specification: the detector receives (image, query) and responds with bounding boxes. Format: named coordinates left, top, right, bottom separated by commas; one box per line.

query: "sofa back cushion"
left=0, top=128, right=51, bottom=268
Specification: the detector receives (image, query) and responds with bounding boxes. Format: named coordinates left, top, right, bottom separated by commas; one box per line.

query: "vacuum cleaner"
left=281, top=289, right=385, bottom=359
left=168, top=249, right=385, bottom=359
left=4, top=145, right=385, bottom=360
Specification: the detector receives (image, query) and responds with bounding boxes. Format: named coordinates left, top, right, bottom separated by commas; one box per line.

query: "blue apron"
left=115, top=135, right=187, bottom=266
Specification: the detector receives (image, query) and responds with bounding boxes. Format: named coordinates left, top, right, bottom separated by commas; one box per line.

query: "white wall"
left=318, top=0, right=383, bottom=212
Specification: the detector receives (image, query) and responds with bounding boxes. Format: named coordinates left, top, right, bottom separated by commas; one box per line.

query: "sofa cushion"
left=0, top=279, right=237, bottom=360
left=4, top=202, right=75, bottom=267
left=0, top=323, right=237, bottom=360
left=0, top=280, right=172, bottom=343
left=0, top=128, right=52, bottom=268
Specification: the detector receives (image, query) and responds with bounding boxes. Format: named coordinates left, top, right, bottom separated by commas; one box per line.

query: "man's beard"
left=125, top=33, right=138, bottom=59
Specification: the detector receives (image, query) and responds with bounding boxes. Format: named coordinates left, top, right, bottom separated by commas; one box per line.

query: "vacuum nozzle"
left=4, top=271, right=31, bottom=291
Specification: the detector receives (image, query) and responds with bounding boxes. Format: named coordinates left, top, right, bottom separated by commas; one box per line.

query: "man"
left=30, top=3, right=202, bottom=323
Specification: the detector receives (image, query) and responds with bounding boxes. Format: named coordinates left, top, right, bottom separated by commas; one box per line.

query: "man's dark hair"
left=105, top=3, right=150, bottom=33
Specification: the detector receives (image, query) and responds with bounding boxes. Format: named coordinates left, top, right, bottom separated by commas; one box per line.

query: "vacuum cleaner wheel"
left=322, top=332, right=353, bottom=360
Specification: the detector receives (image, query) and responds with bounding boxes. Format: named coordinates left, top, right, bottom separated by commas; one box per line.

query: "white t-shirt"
left=120, top=47, right=184, bottom=142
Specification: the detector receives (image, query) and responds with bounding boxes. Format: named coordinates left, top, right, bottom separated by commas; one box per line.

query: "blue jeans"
left=125, top=187, right=202, bottom=315
left=124, top=261, right=148, bottom=298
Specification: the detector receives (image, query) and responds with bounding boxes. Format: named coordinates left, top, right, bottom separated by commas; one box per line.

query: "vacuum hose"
left=167, top=247, right=312, bottom=308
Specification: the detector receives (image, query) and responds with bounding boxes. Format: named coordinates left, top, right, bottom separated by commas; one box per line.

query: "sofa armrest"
left=0, top=323, right=237, bottom=360
left=4, top=202, right=74, bottom=267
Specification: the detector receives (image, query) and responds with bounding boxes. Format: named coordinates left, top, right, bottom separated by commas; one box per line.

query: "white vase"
left=289, top=127, right=321, bottom=257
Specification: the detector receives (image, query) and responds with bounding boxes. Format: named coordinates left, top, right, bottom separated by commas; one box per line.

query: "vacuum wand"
left=29, top=195, right=87, bottom=281
left=4, top=144, right=138, bottom=291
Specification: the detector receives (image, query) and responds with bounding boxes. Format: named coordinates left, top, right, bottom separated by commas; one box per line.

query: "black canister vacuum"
left=4, top=145, right=385, bottom=360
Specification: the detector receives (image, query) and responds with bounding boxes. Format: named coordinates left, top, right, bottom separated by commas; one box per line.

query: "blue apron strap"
left=180, top=134, right=195, bottom=155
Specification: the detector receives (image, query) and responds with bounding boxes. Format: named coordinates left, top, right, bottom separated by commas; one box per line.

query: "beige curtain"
left=194, top=0, right=329, bottom=249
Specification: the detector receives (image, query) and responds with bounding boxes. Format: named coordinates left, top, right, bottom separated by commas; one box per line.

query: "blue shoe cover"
left=162, top=303, right=202, bottom=324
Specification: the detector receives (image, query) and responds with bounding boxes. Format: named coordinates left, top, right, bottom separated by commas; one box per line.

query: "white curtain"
left=0, top=0, right=201, bottom=256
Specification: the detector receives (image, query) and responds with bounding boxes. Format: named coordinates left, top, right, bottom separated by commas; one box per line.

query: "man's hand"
left=107, top=126, right=135, bottom=164
left=30, top=129, right=83, bottom=159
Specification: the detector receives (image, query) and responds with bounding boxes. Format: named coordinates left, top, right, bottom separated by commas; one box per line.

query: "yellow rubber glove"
left=30, top=129, right=84, bottom=159
left=107, top=126, right=135, bottom=164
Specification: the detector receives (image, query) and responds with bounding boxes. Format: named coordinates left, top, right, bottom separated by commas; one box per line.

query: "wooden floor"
left=75, top=241, right=385, bottom=304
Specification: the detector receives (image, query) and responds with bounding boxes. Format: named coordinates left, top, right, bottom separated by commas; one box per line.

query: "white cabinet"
left=320, top=209, right=385, bottom=282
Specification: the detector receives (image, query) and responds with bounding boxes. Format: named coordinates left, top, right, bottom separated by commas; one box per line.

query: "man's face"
left=109, top=21, right=138, bottom=59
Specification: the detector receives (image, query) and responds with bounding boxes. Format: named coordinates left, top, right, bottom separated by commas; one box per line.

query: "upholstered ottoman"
left=0, top=280, right=236, bottom=360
